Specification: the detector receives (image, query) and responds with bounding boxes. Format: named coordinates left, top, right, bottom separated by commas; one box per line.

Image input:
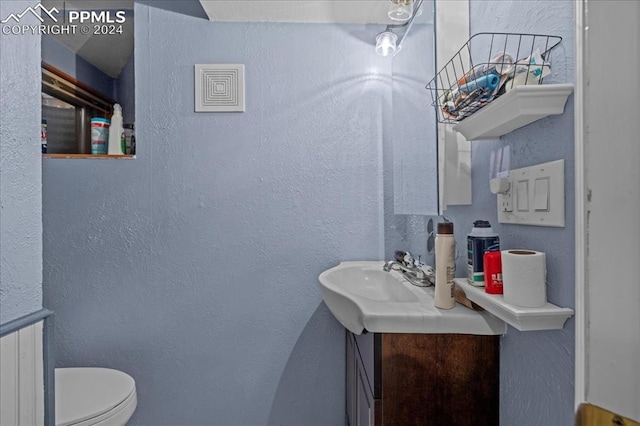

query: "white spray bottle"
left=108, top=104, right=125, bottom=155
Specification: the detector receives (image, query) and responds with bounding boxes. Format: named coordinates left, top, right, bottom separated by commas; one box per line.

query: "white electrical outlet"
left=498, top=184, right=513, bottom=212
left=497, top=159, right=565, bottom=227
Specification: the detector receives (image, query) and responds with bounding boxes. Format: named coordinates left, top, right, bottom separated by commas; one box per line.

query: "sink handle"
left=417, top=264, right=435, bottom=280
left=394, top=250, right=416, bottom=267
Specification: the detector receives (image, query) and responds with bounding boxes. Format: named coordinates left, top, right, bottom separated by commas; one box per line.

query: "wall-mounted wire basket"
left=425, top=33, right=562, bottom=124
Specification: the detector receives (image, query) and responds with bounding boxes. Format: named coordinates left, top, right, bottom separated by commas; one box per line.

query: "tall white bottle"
left=107, top=103, right=125, bottom=155
left=435, top=221, right=456, bottom=309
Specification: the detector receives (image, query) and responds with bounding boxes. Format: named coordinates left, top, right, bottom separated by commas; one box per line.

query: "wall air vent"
left=194, top=64, right=245, bottom=112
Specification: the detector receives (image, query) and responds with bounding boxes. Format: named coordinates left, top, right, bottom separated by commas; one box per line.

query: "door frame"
left=574, top=0, right=586, bottom=409
left=575, top=0, right=640, bottom=418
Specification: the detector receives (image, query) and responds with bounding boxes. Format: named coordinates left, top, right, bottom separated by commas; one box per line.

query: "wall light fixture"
left=375, top=0, right=424, bottom=57
left=375, top=31, right=398, bottom=57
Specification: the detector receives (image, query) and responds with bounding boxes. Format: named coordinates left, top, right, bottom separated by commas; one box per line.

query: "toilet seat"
left=55, top=368, right=137, bottom=426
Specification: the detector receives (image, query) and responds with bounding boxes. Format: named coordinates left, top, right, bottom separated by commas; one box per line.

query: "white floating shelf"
left=454, top=278, right=574, bottom=331
left=452, top=84, right=574, bottom=140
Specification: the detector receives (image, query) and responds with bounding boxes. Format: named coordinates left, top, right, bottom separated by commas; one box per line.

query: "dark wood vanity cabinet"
left=346, top=331, right=499, bottom=426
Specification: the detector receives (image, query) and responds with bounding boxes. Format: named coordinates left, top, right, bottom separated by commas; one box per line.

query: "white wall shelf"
left=452, top=84, right=574, bottom=140
left=454, top=278, right=574, bottom=331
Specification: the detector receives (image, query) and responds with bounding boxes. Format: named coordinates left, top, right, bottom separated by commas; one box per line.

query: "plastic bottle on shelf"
left=123, top=123, right=135, bottom=155
left=107, top=104, right=125, bottom=155
left=435, top=221, right=456, bottom=309
left=91, top=118, right=110, bottom=155
left=467, top=220, right=500, bottom=287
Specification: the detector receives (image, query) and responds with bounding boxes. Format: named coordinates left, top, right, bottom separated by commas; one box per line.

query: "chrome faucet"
left=383, top=251, right=435, bottom=287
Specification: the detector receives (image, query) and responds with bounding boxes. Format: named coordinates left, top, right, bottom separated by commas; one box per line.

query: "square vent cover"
left=195, top=64, right=245, bottom=112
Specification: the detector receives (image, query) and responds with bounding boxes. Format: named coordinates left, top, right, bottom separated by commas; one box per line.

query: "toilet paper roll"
left=502, top=250, right=547, bottom=308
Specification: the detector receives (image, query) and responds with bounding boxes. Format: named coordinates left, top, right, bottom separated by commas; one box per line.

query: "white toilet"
left=55, top=368, right=137, bottom=426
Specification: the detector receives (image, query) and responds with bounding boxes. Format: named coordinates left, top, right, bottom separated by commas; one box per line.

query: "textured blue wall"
left=43, top=5, right=390, bottom=425
left=444, top=1, right=576, bottom=424
left=0, top=0, right=43, bottom=324
left=116, top=54, right=135, bottom=124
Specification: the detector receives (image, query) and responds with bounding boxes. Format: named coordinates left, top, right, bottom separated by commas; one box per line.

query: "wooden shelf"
left=452, top=84, right=574, bottom=140
left=454, top=278, right=574, bottom=331
left=43, top=154, right=135, bottom=160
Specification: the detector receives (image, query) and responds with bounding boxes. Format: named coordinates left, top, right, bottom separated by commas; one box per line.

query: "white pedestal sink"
left=319, top=261, right=505, bottom=335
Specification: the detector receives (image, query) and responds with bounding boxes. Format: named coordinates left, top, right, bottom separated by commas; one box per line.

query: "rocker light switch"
left=517, top=180, right=529, bottom=211
left=534, top=178, right=550, bottom=211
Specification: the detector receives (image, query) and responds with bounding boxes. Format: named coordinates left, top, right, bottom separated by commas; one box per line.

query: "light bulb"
left=375, top=31, right=397, bottom=57
left=388, top=0, right=413, bottom=22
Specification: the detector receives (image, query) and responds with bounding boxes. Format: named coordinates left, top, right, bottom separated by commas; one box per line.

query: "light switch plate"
left=497, top=159, right=564, bottom=227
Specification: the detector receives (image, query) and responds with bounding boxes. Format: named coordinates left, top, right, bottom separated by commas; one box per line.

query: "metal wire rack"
left=425, top=32, right=563, bottom=124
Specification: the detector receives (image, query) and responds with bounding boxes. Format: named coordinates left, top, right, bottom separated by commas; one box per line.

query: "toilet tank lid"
left=55, top=367, right=136, bottom=426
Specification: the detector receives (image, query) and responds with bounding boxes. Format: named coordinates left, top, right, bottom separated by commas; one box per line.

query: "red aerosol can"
left=483, top=251, right=503, bottom=294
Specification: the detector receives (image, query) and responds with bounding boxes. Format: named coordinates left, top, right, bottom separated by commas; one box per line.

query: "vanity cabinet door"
left=346, top=331, right=499, bottom=426
left=380, top=333, right=499, bottom=426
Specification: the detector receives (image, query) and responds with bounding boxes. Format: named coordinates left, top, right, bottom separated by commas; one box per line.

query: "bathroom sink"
left=319, top=261, right=506, bottom=335
left=336, top=267, right=419, bottom=303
